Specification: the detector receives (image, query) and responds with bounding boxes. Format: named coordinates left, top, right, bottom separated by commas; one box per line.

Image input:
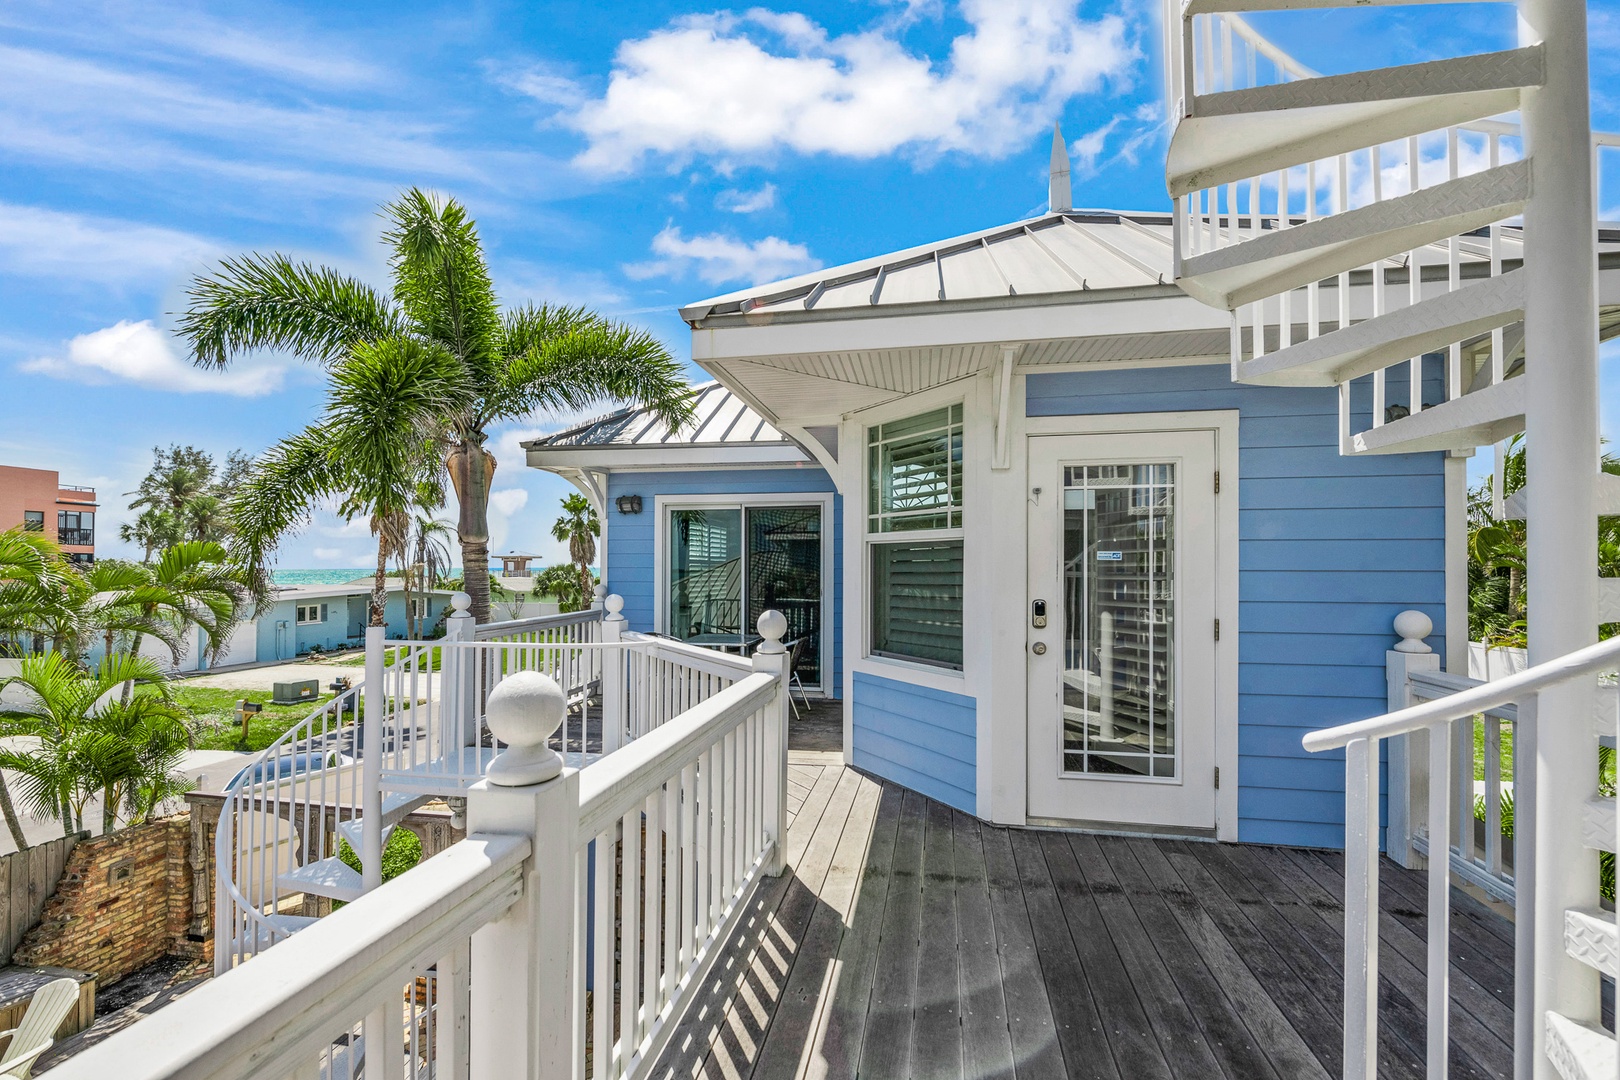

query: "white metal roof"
left=526, top=382, right=794, bottom=451
left=680, top=210, right=1178, bottom=325
left=680, top=208, right=1617, bottom=330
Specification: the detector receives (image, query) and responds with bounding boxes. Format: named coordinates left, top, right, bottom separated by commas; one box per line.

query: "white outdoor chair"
left=0, top=977, right=79, bottom=1079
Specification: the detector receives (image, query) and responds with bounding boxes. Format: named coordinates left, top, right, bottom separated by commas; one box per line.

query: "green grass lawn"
left=167, top=684, right=348, bottom=752
left=339, top=645, right=442, bottom=671
left=1472, top=715, right=1514, bottom=782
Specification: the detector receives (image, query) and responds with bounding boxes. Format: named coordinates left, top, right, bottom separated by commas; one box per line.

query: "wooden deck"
left=650, top=756, right=1517, bottom=1080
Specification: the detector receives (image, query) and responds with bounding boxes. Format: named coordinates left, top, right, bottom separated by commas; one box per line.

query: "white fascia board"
left=690, top=290, right=1228, bottom=363
left=525, top=444, right=810, bottom=471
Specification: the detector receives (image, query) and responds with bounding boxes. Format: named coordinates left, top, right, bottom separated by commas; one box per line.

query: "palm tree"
left=177, top=188, right=693, bottom=622
left=96, top=542, right=254, bottom=673
left=118, top=508, right=181, bottom=564
left=229, top=339, right=458, bottom=627
left=401, top=512, right=454, bottom=638
left=0, top=653, right=189, bottom=836
left=0, top=529, right=69, bottom=659
left=551, top=494, right=600, bottom=604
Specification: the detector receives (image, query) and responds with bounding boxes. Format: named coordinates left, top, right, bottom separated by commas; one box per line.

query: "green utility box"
left=271, top=680, right=319, bottom=705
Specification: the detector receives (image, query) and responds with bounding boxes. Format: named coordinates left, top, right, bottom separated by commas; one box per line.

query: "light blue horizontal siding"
left=850, top=671, right=977, bottom=813
left=604, top=466, right=843, bottom=696
left=1028, top=364, right=1444, bottom=849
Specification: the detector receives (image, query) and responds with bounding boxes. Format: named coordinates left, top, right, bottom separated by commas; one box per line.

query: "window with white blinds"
left=867, top=406, right=965, bottom=670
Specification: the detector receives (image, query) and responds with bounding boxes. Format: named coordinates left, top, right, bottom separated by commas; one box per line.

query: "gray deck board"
left=648, top=765, right=1519, bottom=1080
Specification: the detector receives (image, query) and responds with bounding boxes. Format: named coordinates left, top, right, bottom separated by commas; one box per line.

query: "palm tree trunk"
left=448, top=440, right=497, bottom=623
left=370, top=543, right=389, bottom=627
left=0, top=774, right=29, bottom=851
left=102, top=785, right=118, bottom=834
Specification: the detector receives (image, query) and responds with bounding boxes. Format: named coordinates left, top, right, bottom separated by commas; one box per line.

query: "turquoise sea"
left=271, top=568, right=371, bottom=587
left=271, top=568, right=465, bottom=586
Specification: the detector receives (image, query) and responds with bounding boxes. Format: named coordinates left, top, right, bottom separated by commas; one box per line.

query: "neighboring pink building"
left=0, top=464, right=97, bottom=564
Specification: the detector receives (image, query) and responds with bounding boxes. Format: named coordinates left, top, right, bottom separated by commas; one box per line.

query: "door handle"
left=1031, top=642, right=1047, bottom=655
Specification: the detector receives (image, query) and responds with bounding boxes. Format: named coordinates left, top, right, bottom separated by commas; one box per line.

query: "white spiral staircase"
left=1163, top=2, right=1619, bottom=1077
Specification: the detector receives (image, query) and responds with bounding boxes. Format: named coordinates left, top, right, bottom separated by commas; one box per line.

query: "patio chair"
left=783, top=639, right=813, bottom=719
left=0, top=977, right=79, bottom=1079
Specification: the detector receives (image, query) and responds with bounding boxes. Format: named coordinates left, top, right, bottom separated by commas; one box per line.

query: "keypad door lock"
left=1031, top=599, right=1048, bottom=629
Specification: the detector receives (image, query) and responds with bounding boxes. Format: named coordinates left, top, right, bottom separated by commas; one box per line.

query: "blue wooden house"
left=528, top=165, right=1472, bottom=850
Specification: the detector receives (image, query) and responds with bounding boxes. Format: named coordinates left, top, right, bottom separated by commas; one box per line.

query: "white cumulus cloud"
left=554, top=0, right=1136, bottom=173
left=489, top=489, right=530, bottom=517
left=625, top=226, right=821, bottom=286
left=20, top=319, right=287, bottom=395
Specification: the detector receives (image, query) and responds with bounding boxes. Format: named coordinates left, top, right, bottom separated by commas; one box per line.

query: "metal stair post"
left=1521, top=0, right=1602, bottom=1071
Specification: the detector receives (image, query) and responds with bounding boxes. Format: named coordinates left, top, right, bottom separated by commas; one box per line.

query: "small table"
left=682, top=633, right=763, bottom=655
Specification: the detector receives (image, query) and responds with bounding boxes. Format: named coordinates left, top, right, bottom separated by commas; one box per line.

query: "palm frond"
left=494, top=306, right=695, bottom=432
left=227, top=433, right=339, bottom=580
left=177, top=253, right=402, bottom=369
left=382, top=189, right=503, bottom=386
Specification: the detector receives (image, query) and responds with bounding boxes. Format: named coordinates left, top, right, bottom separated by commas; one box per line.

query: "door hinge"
left=1214, top=766, right=1220, bottom=789
left=1214, top=469, right=1221, bottom=494
left=1213, top=618, right=1221, bottom=641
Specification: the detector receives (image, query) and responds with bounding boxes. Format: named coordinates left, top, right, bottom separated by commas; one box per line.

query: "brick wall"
left=12, top=815, right=205, bottom=982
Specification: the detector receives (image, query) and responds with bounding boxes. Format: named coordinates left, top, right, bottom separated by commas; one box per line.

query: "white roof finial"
left=1049, top=122, right=1072, bottom=214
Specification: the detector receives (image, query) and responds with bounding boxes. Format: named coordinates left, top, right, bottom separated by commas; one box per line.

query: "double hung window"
left=867, top=405, right=964, bottom=670
left=296, top=604, right=327, bottom=625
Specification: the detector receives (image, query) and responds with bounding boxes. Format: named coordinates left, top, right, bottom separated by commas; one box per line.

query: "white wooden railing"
left=68, top=830, right=525, bottom=1080
left=1383, top=612, right=1520, bottom=904
left=1165, top=3, right=1619, bottom=454
left=61, top=610, right=792, bottom=1080
left=215, top=594, right=756, bottom=972
left=1306, top=625, right=1620, bottom=1079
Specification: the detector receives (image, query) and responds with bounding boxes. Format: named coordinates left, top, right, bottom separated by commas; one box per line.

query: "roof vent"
left=1049, top=123, right=1072, bottom=214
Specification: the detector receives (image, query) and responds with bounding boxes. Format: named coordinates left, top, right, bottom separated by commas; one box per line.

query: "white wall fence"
left=67, top=611, right=793, bottom=1080
left=1311, top=615, right=1620, bottom=1079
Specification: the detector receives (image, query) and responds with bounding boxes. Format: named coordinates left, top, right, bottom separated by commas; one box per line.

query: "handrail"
left=578, top=671, right=776, bottom=839
left=57, top=834, right=528, bottom=1080
left=1305, top=634, right=1620, bottom=751
left=474, top=607, right=603, bottom=641
left=1406, top=669, right=1519, bottom=721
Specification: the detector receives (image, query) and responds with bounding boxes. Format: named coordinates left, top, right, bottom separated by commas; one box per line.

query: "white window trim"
left=296, top=603, right=326, bottom=625
left=652, top=491, right=836, bottom=693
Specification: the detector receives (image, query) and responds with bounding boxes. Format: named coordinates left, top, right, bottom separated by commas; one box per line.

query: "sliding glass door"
left=668, top=503, right=823, bottom=688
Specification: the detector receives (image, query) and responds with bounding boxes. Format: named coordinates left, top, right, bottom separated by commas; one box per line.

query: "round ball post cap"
left=594, top=584, right=607, bottom=601
left=756, top=609, right=787, bottom=655
left=451, top=592, right=472, bottom=615
left=605, top=593, right=625, bottom=616
left=1392, top=610, right=1434, bottom=654
left=484, top=671, right=567, bottom=786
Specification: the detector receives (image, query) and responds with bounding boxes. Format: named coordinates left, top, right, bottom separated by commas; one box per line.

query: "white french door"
left=1026, top=430, right=1218, bottom=830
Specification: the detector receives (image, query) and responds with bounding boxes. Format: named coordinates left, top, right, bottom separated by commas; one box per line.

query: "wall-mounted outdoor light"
left=616, top=495, right=643, bottom=515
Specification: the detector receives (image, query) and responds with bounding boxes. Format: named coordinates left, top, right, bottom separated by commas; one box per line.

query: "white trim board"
left=652, top=490, right=837, bottom=694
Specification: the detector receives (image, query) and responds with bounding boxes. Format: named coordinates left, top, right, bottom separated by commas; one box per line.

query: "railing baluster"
left=1344, top=736, right=1379, bottom=1080
left=1484, top=716, right=1504, bottom=884
left=1427, top=722, right=1451, bottom=1080
left=593, top=823, right=613, bottom=1080
left=642, top=787, right=662, bottom=1037
left=619, top=805, right=641, bottom=1061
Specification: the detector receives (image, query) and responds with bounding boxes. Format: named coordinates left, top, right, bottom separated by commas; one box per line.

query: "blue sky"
left=4, top=0, right=1618, bottom=570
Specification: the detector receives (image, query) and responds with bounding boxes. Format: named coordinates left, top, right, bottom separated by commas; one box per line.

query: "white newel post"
left=753, top=609, right=789, bottom=877
left=602, top=594, right=626, bottom=753
left=361, top=625, right=385, bottom=891
left=1385, top=611, right=1439, bottom=870
left=443, top=592, right=475, bottom=750
left=468, top=670, right=578, bottom=1080
left=591, top=584, right=606, bottom=612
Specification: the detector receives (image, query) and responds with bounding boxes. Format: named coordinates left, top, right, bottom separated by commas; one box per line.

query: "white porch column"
left=1521, top=0, right=1601, bottom=1066
left=1386, top=611, right=1439, bottom=870
left=443, top=592, right=475, bottom=750
left=601, top=594, right=627, bottom=753
left=753, top=609, right=790, bottom=877
left=468, top=670, right=578, bottom=1080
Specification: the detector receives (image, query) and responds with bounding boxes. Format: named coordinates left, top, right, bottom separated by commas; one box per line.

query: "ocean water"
left=271, top=568, right=371, bottom=587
